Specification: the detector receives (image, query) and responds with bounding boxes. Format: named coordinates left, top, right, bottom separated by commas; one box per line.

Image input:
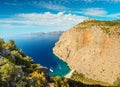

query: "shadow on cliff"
left=68, top=79, right=107, bottom=87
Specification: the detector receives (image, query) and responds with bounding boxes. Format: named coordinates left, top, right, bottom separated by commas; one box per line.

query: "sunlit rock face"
left=53, top=19, right=120, bottom=84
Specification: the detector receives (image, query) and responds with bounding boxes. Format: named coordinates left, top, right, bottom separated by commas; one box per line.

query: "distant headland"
left=28, top=31, right=64, bottom=35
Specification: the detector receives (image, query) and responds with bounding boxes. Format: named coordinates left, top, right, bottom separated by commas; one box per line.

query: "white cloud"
left=113, top=0, right=120, bottom=2
left=4, top=2, right=17, bottom=6
left=83, top=0, right=93, bottom=3
left=83, top=0, right=120, bottom=3
left=34, top=1, right=68, bottom=11
left=0, top=12, right=87, bottom=26
left=68, top=8, right=107, bottom=17
left=107, top=0, right=120, bottom=3
left=107, top=13, right=120, bottom=18
left=81, top=8, right=107, bottom=16
left=0, top=24, right=31, bottom=28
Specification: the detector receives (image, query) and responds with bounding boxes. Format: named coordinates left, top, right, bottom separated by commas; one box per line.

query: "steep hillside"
left=53, top=19, right=120, bottom=86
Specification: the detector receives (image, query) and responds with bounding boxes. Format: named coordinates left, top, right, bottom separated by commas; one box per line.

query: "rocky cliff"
left=53, top=19, right=120, bottom=85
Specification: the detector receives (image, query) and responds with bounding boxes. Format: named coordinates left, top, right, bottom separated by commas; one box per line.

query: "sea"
left=4, top=33, right=71, bottom=77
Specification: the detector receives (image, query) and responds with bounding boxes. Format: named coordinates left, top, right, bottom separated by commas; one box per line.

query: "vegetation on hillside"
left=74, top=19, right=120, bottom=35
left=114, top=77, right=120, bottom=86
left=0, top=38, right=48, bottom=87
left=71, top=71, right=113, bottom=86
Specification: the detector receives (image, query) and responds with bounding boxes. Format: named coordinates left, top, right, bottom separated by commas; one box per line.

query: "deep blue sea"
left=4, top=34, right=70, bottom=77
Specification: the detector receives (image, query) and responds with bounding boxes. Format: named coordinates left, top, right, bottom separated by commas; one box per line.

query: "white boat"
left=50, top=68, right=54, bottom=72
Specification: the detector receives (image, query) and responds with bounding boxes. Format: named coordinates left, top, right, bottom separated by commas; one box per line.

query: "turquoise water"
left=4, top=34, right=71, bottom=77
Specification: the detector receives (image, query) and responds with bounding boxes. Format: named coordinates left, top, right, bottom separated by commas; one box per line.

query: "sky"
left=0, top=0, right=120, bottom=37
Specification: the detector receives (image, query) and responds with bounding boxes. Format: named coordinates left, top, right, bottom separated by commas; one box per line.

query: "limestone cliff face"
left=53, top=19, right=120, bottom=84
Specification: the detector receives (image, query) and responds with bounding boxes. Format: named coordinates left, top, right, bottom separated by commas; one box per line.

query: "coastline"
left=64, top=69, right=75, bottom=78
left=53, top=49, right=74, bottom=78
left=52, top=52, right=71, bottom=77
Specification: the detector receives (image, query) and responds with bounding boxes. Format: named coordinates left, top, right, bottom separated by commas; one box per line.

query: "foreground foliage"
left=0, top=39, right=48, bottom=87
left=71, top=71, right=113, bottom=86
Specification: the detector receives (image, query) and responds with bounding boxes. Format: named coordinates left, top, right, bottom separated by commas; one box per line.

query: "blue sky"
left=0, top=0, right=120, bottom=37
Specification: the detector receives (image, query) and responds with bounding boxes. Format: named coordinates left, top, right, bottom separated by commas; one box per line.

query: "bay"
left=4, top=34, right=71, bottom=77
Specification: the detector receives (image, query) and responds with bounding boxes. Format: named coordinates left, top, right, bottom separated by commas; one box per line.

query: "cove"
left=4, top=34, right=71, bottom=77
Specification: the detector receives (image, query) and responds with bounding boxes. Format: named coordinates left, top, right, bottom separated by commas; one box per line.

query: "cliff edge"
left=53, top=19, right=120, bottom=85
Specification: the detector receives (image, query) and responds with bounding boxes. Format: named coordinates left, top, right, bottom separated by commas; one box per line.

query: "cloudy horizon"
left=0, top=0, right=120, bottom=37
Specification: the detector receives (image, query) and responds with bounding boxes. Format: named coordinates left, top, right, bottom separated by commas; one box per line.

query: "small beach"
left=64, top=70, right=75, bottom=78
